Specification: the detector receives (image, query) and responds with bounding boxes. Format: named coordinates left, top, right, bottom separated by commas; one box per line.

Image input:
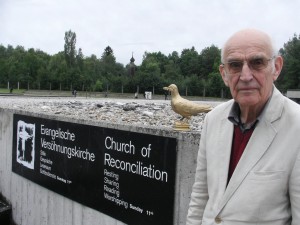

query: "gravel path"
left=0, top=96, right=223, bottom=132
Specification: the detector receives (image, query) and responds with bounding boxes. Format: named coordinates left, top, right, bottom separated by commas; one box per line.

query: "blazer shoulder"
left=283, top=97, right=300, bottom=119
left=207, top=99, right=233, bottom=120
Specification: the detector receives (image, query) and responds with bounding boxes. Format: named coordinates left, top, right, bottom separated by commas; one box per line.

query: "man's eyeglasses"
left=222, top=56, right=275, bottom=74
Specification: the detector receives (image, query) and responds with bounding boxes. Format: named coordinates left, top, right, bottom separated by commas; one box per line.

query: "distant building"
left=287, top=89, right=300, bottom=104
left=129, top=53, right=136, bottom=77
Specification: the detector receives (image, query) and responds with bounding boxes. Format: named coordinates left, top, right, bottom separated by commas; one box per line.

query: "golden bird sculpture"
left=163, top=84, right=212, bottom=131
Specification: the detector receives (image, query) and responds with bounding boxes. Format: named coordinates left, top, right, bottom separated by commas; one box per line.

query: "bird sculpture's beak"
left=163, top=87, right=169, bottom=91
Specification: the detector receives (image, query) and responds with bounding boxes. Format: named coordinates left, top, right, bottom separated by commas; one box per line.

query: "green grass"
left=0, top=88, right=26, bottom=94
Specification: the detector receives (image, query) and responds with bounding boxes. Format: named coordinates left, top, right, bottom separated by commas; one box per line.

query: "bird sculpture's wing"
left=172, top=98, right=211, bottom=118
left=172, top=99, right=194, bottom=118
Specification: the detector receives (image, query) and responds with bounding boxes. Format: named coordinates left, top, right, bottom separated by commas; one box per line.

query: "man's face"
left=219, top=32, right=283, bottom=109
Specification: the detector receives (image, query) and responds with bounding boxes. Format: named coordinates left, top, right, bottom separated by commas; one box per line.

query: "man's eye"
left=251, top=58, right=264, bottom=66
left=229, top=61, right=242, bottom=68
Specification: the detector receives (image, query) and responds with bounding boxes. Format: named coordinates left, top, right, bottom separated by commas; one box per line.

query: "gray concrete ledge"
left=0, top=103, right=202, bottom=225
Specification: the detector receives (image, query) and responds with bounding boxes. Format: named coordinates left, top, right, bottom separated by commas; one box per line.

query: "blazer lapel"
left=218, top=119, right=277, bottom=211
left=218, top=117, right=234, bottom=195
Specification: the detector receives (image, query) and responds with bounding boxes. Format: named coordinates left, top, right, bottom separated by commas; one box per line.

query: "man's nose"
left=239, top=62, right=253, bottom=81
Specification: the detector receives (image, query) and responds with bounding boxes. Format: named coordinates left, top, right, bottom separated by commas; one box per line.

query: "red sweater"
left=228, top=125, right=254, bottom=181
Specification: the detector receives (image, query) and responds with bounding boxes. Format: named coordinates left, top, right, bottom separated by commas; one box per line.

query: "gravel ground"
left=0, top=96, right=223, bottom=132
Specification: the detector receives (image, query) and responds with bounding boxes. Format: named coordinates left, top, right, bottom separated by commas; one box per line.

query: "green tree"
left=47, top=52, right=68, bottom=90
left=102, top=46, right=114, bottom=58
left=76, top=48, right=84, bottom=71
left=206, top=71, right=228, bottom=98
left=24, top=48, right=50, bottom=89
left=64, top=30, right=77, bottom=68
left=83, top=54, right=101, bottom=91
left=168, top=51, right=180, bottom=65
left=100, top=46, right=117, bottom=87
left=141, top=51, right=168, bottom=74
left=8, top=46, right=28, bottom=88
left=0, top=45, right=10, bottom=87
left=184, top=74, right=204, bottom=96
left=198, top=45, right=221, bottom=79
left=163, top=59, right=184, bottom=86
left=277, top=34, right=300, bottom=91
left=179, top=47, right=199, bottom=78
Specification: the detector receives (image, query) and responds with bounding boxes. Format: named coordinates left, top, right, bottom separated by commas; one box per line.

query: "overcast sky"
left=1, top=0, right=299, bottom=65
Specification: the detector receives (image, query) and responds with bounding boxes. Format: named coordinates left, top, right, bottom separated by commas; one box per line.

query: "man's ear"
left=219, top=65, right=229, bottom=86
left=273, top=56, right=283, bottom=81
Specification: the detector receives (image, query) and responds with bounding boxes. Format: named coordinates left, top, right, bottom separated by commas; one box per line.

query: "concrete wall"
left=287, top=90, right=300, bottom=98
left=0, top=108, right=200, bottom=225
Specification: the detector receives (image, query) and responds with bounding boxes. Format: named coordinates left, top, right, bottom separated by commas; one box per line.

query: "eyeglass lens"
left=226, top=57, right=273, bottom=73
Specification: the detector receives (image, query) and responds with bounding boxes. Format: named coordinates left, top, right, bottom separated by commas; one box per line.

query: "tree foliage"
left=64, top=30, right=77, bottom=68
left=1, top=31, right=299, bottom=97
left=276, top=34, right=300, bottom=92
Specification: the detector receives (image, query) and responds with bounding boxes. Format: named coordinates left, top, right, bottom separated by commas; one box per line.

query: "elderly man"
left=186, top=29, right=300, bottom=225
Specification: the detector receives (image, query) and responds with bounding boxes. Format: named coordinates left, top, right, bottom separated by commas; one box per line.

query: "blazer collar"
left=263, top=85, right=284, bottom=123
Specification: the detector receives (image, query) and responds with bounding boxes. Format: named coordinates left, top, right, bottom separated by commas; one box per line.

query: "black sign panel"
left=12, top=114, right=177, bottom=225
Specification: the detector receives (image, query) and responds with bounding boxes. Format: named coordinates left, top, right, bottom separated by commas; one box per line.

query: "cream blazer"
left=187, top=86, right=300, bottom=225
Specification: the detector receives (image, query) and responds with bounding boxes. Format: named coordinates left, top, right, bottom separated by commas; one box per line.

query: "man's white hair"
left=220, top=29, right=279, bottom=64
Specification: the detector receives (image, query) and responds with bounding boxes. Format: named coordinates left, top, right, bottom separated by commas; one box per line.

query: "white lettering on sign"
left=104, top=153, right=168, bottom=182
left=41, top=124, right=75, bottom=141
left=105, top=136, right=135, bottom=155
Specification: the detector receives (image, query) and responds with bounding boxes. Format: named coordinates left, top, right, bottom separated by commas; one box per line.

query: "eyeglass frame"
left=221, top=56, right=276, bottom=74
